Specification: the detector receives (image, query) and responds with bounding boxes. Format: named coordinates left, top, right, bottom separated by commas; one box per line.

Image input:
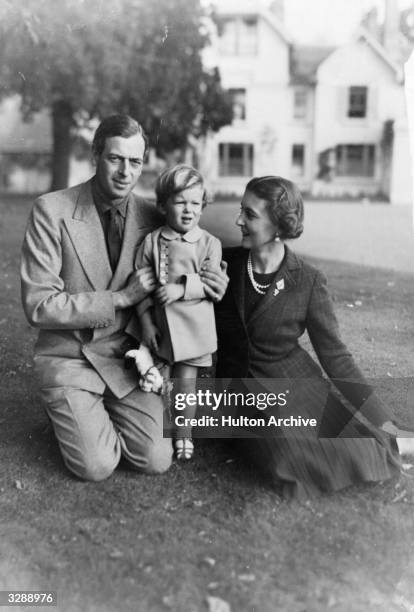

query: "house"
left=312, top=28, right=410, bottom=202
left=0, top=96, right=52, bottom=193
left=200, top=0, right=412, bottom=204
left=1, top=0, right=412, bottom=204
left=0, top=96, right=93, bottom=194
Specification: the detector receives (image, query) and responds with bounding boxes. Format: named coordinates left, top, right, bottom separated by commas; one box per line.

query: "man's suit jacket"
left=215, top=246, right=390, bottom=428
left=21, top=179, right=162, bottom=398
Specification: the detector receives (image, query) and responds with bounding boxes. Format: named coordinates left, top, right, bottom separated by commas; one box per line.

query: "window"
left=229, top=88, right=246, bottom=121
left=293, top=89, right=308, bottom=120
left=239, top=17, right=257, bottom=55
left=348, top=86, right=368, bottom=118
left=219, top=143, right=254, bottom=176
left=219, top=19, right=237, bottom=55
left=219, top=17, right=258, bottom=56
left=291, top=144, right=305, bottom=177
left=336, top=144, right=375, bottom=177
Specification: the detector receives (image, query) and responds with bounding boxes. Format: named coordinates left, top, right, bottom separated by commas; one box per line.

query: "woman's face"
left=236, top=190, right=278, bottom=250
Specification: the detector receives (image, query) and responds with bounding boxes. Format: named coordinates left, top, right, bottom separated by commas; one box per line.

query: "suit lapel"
left=64, top=181, right=113, bottom=290
left=65, top=186, right=158, bottom=292
left=248, top=246, right=300, bottom=326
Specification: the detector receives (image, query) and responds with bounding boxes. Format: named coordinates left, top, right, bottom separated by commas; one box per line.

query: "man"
left=21, top=115, right=173, bottom=481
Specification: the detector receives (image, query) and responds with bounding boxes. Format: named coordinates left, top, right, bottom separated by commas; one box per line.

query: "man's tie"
left=106, top=208, right=123, bottom=271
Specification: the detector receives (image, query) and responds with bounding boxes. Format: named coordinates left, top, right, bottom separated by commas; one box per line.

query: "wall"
left=312, top=37, right=408, bottom=200
left=209, top=14, right=293, bottom=195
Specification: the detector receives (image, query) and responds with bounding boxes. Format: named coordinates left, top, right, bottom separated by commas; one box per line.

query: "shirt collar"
left=160, top=225, right=202, bottom=243
left=91, top=176, right=129, bottom=218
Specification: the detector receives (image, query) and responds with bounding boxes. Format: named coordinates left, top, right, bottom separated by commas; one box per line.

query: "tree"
left=0, top=0, right=233, bottom=190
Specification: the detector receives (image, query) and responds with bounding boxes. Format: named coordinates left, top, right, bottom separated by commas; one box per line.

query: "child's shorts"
left=180, top=353, right=212, bottom=367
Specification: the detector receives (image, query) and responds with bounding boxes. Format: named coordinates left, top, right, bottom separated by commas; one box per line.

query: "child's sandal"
left=175, top=438, right=194, bottom=461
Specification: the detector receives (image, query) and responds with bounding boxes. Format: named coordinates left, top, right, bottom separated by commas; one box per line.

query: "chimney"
left=383, top=0, right=400, bottom=60
left=269, top=0, right=284, bottom=23
left=362, top=7, right=380, bottom=41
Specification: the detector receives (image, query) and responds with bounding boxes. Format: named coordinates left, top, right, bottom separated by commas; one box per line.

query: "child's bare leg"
left=173, top=363, right=198, bottom=438
left=173, top=363, right=197, bottom=460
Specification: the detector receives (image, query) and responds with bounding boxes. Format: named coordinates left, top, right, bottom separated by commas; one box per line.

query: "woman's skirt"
left=232, top=376, right=401, bottom=500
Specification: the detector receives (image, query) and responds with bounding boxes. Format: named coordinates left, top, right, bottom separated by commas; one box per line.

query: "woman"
left=211, top=175, right=413, bottom=500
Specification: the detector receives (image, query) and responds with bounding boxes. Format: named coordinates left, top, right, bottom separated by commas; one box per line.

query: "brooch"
left=273, top=279, right=285, bottom=297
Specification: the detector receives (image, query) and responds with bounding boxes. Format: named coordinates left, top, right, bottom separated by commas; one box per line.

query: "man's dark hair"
left=92, top=114, right=149, bottom=159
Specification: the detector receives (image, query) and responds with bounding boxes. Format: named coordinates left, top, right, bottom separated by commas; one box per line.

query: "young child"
left=135, top=164, right=222, bottom=460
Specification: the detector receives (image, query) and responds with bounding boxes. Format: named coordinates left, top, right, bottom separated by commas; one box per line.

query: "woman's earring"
left=274, top=235, right=281, bottom=242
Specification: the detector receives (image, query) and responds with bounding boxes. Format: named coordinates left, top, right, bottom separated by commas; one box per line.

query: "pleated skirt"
left=233, top=377, right=401, bottom=500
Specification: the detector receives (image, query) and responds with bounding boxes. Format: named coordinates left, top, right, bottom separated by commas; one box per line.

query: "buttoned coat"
left=21, top=180, right=162, bottom=398
left=135, top=226, right=222, bottom=363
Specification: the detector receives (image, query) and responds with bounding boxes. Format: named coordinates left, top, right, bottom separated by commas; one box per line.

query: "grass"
left=1, top=195, right=414, bottom=612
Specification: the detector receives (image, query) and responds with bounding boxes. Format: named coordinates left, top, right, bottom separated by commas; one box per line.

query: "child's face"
left=164, top=184, right=204, bottom=234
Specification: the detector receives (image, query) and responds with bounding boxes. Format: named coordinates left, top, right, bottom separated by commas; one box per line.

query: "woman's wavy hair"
left=155, top=164, right=211, bottom=209
left=245, top=176, right=304, bottom=240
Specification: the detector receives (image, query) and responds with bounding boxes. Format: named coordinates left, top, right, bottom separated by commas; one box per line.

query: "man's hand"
left=113, top=266, right=156, bottom=309
left=155, top=283, right=185, bottom=307
left=200, top=260, right=229, bottom=302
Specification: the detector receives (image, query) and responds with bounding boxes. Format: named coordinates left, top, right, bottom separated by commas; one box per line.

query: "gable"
left=316, top=37, right=402, bottom=85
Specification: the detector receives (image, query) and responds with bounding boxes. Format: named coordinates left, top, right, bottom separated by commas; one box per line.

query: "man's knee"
left=64, top=453, right=118, bottom=482
left=41, top=385, right=121, bottom=481
left=144, top=438, right=173, bottom=474
left=126, top=437, right=172, bottom=475
left=115, top=390, right=173, bottom=474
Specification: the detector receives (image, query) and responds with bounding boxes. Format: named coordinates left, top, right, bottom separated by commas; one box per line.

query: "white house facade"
left=0, top=0, right=412, bottom=204
left=201, top=0, right=412, bottom=205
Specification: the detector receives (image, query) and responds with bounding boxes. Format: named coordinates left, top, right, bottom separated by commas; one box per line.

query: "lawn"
left=1, top=195, right=414, bottom=612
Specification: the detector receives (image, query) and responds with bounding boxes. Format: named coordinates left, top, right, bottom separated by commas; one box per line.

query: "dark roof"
left=290, top=45, right=335, bottom=85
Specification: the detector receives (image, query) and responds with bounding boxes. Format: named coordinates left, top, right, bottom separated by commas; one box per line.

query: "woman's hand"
left=200, top=260, right=229, bottom=302
left=381, top=421, right=399, bottom=437
left=382, top=420, right=414, bottom=455
left=155, top=283, right=185, bottom=307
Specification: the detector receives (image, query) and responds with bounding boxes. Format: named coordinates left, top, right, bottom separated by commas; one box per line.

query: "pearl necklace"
left=247, top=252, right=271, bottom=295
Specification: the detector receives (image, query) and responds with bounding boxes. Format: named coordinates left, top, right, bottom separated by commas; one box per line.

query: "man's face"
left=94, top=133, right=145, bottom=201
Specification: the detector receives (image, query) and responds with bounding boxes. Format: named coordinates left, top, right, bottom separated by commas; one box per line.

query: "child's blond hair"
left=155, top=164, right=211, bottom=209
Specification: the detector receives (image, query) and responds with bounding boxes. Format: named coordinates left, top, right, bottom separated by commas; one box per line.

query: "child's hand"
left=155, top=283, right=185, bottom=307
left=142, top=321, right=160, bottom=354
